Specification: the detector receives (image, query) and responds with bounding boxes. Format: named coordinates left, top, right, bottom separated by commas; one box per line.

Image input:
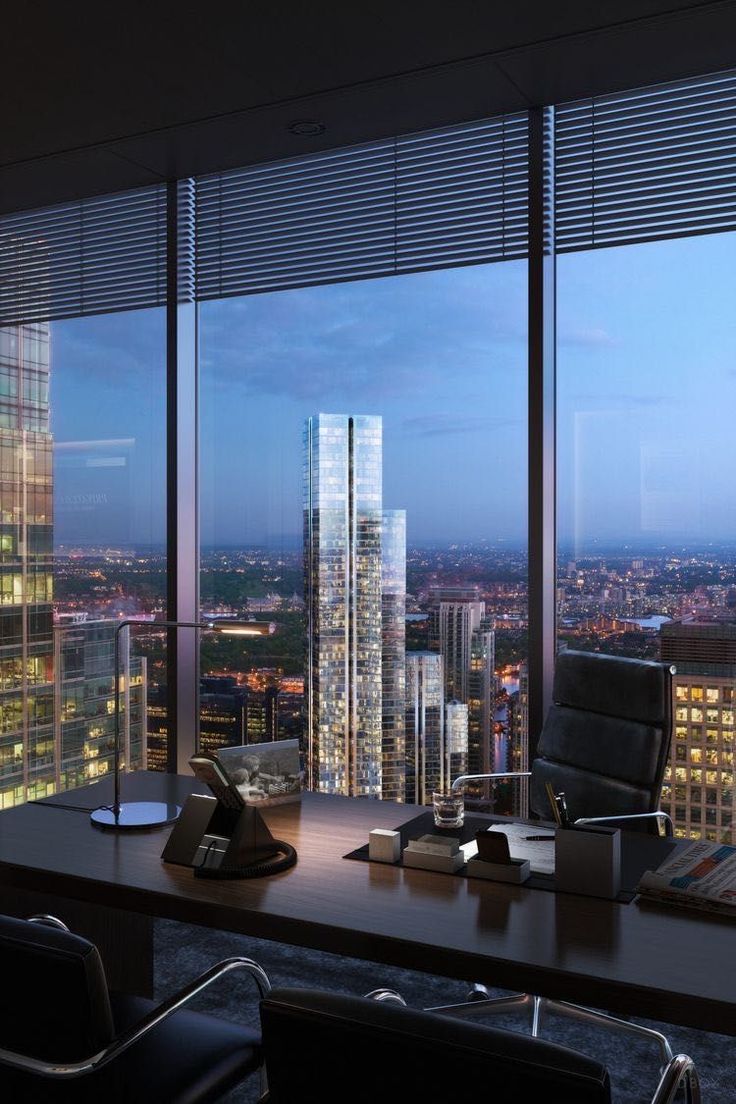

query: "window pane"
left=557, top=234, right=736, bottom=843
left=200, top=264, right=527, bottom=807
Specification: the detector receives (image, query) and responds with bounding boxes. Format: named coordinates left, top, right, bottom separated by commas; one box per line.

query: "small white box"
left=369, top=828, right=401, bottom=863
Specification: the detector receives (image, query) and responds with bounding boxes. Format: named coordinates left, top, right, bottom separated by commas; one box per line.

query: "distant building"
left=199, top=675, right=247, bottom=753
left=444, top=699, right=468, bottom=786
left=429, top=600, right=485, bottom=702
left=304, top=414, right=383, bottom=796
left=405, top=651, right=444, bottom=804
left=468, top=623, right=495, bottom=777
left=505, top=661, right=530, bottom=819
left=660, top=616, right=736, bottom=843
left=381, top=509, right=406, bottom=802
left=304, top=413, right=407, bottom=798
left=55, top=619, right=146, bottom=788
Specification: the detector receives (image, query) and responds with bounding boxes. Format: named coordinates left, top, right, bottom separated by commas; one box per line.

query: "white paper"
left=461, top=824, right=556, bottom=875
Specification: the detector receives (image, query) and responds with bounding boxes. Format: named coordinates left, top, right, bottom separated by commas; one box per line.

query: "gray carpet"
left=155, top=919, right=733, bottom=1102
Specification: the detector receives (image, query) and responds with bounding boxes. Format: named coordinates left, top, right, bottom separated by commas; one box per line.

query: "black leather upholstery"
left=530, top=650, right=674, bottom=827
left=261, top=988, right=612, bottom=1104
left=0, top=916, right=261, bottom=1104
left=0, top=913, right=115, bottom=1061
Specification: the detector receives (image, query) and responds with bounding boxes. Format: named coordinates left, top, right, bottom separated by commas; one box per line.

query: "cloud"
left=569, top=393, right=673, bottom=410
left=559, top=326, right=617, bottom=349
left=402, top=413, right=516, bottom=438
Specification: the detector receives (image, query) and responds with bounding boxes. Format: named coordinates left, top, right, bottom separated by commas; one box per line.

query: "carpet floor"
left=155, top=918, right=733, bottom=1102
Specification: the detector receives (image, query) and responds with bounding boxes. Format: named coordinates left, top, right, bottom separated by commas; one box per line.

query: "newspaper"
left=637, top=840, right=736, bottom=916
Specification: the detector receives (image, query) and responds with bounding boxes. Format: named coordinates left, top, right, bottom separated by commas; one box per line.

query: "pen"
left=545, top=781, right=562, bottom=826
left=524, top=835, right=555, bottom=842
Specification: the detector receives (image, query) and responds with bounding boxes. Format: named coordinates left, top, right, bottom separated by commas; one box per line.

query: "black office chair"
left=442, top=650, right=676, bottom=1062
left=258, top=988, right=700, bottom=1104
left=0, top=913, right=268, bottom=1103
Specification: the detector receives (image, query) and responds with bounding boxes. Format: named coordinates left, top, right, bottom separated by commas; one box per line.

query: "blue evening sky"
left=50, top=232, right=736, bottom=551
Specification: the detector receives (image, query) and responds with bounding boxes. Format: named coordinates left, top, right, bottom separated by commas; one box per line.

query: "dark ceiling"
left=2, top=1, right=736, bottom=214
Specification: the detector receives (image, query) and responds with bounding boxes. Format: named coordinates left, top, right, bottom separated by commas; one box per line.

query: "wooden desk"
left=0, top=772, right=734, bottom=1036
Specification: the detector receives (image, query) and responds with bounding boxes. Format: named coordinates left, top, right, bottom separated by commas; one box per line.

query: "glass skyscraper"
left=0, top=323, right=145, bottom=809
left=405, top=651, right=444, bottom=804
left=304, top=414, right=384, bottom=797
left=381, top=508, right=406, bottom=802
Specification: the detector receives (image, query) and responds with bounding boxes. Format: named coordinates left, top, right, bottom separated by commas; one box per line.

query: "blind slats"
left=555, top=70, right=736, bottom=252
left=0, top=186, right=167, bottom=326
left=193, top=115, right=529, bottom=302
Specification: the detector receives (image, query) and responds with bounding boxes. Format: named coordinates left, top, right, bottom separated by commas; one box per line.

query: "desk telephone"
left=161, top=753, right=297, bottom=879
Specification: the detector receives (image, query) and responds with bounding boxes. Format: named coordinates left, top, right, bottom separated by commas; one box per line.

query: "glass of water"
left=433, top=790, right=464, bottom=829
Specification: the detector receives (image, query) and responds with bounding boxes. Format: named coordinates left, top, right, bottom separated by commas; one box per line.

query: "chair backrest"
left=0, top=914, right=115, bottom=1063
left=530, top=650, right=674, bottom=825
left=260, top=988, right=611, bottom=1104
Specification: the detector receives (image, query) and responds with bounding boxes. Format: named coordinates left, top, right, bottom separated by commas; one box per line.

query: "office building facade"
left=660, top=616, right=736, bottom=843
left=381, top=508, right=406, bottom=802
left=444, top=699, right=469, bottom=787
left=304, top=414, right=383, bottom=797
left=405, top=651, right=444, bottom=804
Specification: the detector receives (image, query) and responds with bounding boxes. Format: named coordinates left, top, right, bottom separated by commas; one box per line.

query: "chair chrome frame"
left=442, top=773, right=674, bottom=1065
left=0, top=933, right=271, bottom=1096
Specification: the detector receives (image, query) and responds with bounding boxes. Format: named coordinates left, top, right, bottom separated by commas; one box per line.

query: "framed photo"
left=216, top=739, right=303, bottom=806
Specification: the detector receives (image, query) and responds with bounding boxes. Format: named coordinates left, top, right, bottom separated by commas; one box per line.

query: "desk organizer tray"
left=344, top=811, right=676, bottom=904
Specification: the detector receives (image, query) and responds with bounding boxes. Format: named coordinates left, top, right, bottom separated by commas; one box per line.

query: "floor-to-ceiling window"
left=555, top=71, right=736, bottom=842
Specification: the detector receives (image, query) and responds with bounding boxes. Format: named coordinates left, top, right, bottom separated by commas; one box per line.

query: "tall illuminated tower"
left=304, top=414, right=383, bottom=796
left=0, top=323, right=54, bottom=807
left=405, top=651, right=444, bottom=804
left=381, top=508, right=406, bottom=801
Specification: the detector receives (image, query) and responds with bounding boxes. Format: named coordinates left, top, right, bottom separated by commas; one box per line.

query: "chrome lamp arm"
left=575, top=811, right=674, bottom=837
left=0, top=956, right=270, bottom=1081
left=651, top=1054, right=700, bottom=1104
left=451, top=772, right=532, bottom=794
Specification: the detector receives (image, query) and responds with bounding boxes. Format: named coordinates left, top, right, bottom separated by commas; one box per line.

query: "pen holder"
left=554, top=825, right=621, bottom=900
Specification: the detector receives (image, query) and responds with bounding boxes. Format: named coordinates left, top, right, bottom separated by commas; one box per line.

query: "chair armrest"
left=574, top=811, right=674, bottom=837
left=651, top=1054, right=700, bottom=1104
left=364, top=989, right=407, bottom=1006
left=0, top=956, right=271, bottom=1080
left=27, top=914, right=70, bottom=932
left=451, top=772, right=531, bottom=793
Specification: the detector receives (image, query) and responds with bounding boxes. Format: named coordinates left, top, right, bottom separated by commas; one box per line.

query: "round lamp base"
left=90, top=801, right=181, bottom=830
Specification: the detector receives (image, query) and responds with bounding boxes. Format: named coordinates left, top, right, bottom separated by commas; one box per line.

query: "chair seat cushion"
left=0, top=993, right=261, bottom=1104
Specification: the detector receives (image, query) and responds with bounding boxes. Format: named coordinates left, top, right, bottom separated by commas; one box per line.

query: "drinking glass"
left=433, top=790, right=464, bottom=829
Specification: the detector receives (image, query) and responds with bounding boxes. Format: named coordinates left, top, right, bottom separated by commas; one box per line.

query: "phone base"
left=90, top=801, right=181, bottom=830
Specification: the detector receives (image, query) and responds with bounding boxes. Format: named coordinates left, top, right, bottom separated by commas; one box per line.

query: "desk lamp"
left=90, top=618, right=270, bottom=830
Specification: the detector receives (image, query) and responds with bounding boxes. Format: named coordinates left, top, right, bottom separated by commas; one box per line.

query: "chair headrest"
left=553, top=650, right=673, bottom=727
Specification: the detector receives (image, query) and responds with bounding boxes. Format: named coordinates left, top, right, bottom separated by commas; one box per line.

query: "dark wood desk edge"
left=0, top=847, right=732, bottom=1036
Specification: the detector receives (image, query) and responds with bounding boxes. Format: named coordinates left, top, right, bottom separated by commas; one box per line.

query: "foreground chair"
left=258, top=987, right=700, bottom=1104
left=0, top=913, right=268, bottom=1103
left=442, top=649, right=676, bottom=1064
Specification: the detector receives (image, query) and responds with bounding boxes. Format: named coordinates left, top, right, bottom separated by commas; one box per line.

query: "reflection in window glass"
left=200, top=265, right=528, bottom=807
left=557, top=234, right=736, bottom=842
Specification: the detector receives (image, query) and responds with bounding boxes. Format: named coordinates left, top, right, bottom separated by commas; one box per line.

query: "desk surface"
left=1, top=772, right=734, bottom=1035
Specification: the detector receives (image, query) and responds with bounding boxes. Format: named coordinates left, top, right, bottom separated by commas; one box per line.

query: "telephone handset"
left=163, top=752, right=297, bottom=880
left=189, top=753, right=245, bottom=812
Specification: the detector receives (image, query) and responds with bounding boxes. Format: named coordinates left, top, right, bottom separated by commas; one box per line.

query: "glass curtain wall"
left=0, top=309, right=166, bottom=808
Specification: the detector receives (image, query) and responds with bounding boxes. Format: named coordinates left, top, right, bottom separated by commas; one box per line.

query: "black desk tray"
left=344, top=811, right=676, bottom=903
